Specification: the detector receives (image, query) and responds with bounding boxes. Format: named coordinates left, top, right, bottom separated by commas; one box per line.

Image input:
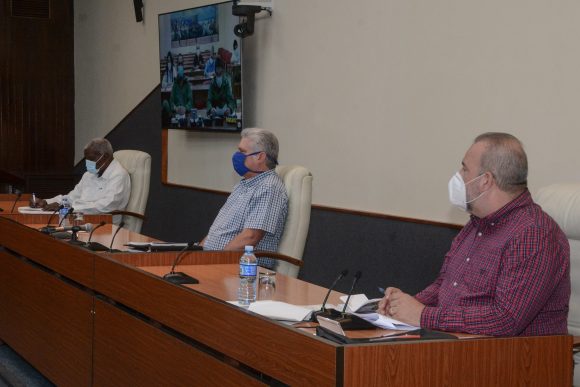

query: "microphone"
left=39, top=205, right=64, bottom=234
left=57, top=206, right=75, bottom=227
left=51, top=223, right=93, bottom=233
left=108, top=221, right=125, bottom=252
left=86, top=221, right=106, bottom=247
left=342, top=271, right=362, bottom=314
left=163, top=242, right=201, bottom=285
left=310, top=269, right=349, bottom=321
left=10, top=191, right=22, bottom=212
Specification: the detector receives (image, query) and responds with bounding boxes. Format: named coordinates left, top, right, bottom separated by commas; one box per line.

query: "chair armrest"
left=109, top=210, right=146, bottom=221
left=254, top=250, right=303, bottom=267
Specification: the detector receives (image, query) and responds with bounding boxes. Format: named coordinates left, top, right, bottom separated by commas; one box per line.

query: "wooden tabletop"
left=140, top=263, right=344, bottom=306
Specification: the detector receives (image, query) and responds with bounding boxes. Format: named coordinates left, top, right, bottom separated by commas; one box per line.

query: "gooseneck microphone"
left=163, top=243, right=200, bottom=285
left=86, top=221, right=106, bottom=247
left=52, top=223, right=93, bottom=233
left=342, top=271, right=362, bottom=314
left=10, top=191, right=22, bottom=212
left=39, top=205, right=64, bottom=234
left=108, top=221, right=125, bottom=252
left=310, top=269, right=349, bottom=321
left=57, top=206, right=75, bottom=227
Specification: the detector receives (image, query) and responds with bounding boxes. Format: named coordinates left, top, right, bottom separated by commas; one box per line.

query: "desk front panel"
left=0, top=217, right=94, bottom=288
left=93, top=299, right=267, bottom=387
left=343, top=335, right=573, bottom=386
left=0, top=249, right=93, bottom=387
left=94, top=256, right=340, bottom=386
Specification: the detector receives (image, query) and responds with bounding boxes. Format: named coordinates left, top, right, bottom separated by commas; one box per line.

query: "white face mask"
left=448, top=172, right=486, bottom=211
left=215, top=75, right=223, bottom=87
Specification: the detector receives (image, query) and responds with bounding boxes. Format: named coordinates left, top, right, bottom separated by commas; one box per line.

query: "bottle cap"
left=244, top=245, right=254, bottom=252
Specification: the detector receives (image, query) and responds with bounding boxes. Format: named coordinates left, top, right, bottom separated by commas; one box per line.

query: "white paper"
left=18, top=206, right=54, bottom=215
left=228, top=300, right=312, bottom=322
left=338, top=294, right=381, bottom=314
left=353, top=313, right=418, bottom=331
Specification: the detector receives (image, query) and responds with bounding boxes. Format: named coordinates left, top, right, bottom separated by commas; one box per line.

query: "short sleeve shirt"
left=203, top=169, right=288, bottom=269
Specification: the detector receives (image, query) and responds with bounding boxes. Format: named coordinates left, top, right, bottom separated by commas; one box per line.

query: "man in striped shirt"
left=378, top=133, right=570, bottom=336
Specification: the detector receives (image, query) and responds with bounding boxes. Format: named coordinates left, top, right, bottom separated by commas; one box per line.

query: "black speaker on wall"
left=133, top=0, right=143, bottom=22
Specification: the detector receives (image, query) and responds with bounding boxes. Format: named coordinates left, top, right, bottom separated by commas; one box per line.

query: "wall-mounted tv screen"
left=159, top=1, right=242, bottom=132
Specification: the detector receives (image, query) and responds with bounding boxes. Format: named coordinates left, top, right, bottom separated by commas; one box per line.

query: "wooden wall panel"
left=0, top=0, right=74, bottom=180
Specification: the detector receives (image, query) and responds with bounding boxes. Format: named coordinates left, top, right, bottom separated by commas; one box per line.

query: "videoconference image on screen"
left=159, top=1, right=242, bottom=132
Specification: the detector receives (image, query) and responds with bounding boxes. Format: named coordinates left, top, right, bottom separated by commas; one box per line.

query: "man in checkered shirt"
left=378, top=133, right=570, bottom=336
left=201, top=128, right=288, bottom=269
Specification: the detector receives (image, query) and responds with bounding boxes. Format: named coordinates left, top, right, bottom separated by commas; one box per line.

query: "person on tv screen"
left=377, top=132, right=570, bottom=337
left=207, top=58, right=236, bottom=117
left=163, top=54, right=193, bottom=123
left=29, top=138, right=130, bottom=222
left=200, top=128, right=288, bottom=270
left=231, top=40, right=240, bottom=65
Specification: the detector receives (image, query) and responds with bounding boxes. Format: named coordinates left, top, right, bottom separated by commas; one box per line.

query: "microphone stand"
left=40, top=205, right=63, bottom=234
left=330, top=271, right=374, bottom=330
left=309, top=269, right=348, bottom=322
left=85, top=221, right=107, bottom=250
left=10, top=192, right=22, bottom=213
left=163, top=243, right=200, bottom=285
left=108, top=221, right=125, bottom=253
left=68, top=224, right=93, bottom=245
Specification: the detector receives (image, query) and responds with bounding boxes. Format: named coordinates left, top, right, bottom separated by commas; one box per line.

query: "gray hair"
left=474, top=132, right=527, bottom=193
left=84, top=138, right=114, bottom=157
left=241, top=128, right=279, bottom=169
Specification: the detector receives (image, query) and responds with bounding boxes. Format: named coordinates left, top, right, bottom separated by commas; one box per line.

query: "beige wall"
left=75, top=0, right=580, bottom=224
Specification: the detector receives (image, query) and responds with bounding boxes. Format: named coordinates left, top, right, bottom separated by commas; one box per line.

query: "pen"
left=369, top=334, right=421, bottom=341
left=377, top=286, right=385, bottom=295
left=32, top=193, right=36, bottom=207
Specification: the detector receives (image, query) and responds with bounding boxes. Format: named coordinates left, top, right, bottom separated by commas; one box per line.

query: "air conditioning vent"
left=11, top=0, right=50, bottom=19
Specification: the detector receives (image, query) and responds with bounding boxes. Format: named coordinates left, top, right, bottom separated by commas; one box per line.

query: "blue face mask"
left=232, top=151, right=262, bottom=176
left=86, top=154, right=104, bottom=175
left=177, top=65, right=184, bottom=78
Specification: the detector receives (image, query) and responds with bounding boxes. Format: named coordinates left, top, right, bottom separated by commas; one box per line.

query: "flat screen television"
left=159, top=2, right=242, bottom=132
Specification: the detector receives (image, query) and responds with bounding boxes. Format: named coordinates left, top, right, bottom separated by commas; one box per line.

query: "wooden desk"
left=1, top=199, right=112, bottom=225
left=0, top=216, right=574, bottom=386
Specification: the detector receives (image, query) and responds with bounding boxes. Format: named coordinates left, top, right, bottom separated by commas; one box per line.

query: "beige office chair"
left=112, top=150, right=151, bottom=233
left=535, top=183, right=580, bottom=386
left=258, top=165, right=313, bottom=278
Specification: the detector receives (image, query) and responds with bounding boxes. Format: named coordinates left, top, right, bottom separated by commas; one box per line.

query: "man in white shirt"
left=31, top=138, right=131, bottom=219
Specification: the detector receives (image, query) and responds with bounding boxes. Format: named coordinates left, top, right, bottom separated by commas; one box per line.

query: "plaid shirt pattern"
left=204, top=169, right=288, bottom=269
left=416, top=190, right=570, bottom=336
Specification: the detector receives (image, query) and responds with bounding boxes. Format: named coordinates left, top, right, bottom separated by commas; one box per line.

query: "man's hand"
left=378, top=287, right=425, bottom=327
left=43, top=202, right=60, bottom=212
left=30, top=197, right=47, bottom=209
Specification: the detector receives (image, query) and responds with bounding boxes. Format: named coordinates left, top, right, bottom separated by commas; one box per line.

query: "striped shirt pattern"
left=416, top=190, right=570, bottom=336
left=204, top=169, right=288, bottom=269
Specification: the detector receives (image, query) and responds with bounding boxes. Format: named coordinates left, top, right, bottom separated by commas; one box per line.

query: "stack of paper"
left=353, top=313, right=417, bottom=330
left=338, top=294, right=418, bottom=330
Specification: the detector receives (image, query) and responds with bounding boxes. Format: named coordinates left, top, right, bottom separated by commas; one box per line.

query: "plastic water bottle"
left=238, top=245, right=258, bottom=306
left=59, top=196, right=71, bottom=226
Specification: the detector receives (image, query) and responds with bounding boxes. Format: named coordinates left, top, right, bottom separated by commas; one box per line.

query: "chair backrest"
left=113, top=150, right=151, bottom=233
left=275, top=165, right=313, bottom=277
left=534, top=183, right=580, bottom=337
